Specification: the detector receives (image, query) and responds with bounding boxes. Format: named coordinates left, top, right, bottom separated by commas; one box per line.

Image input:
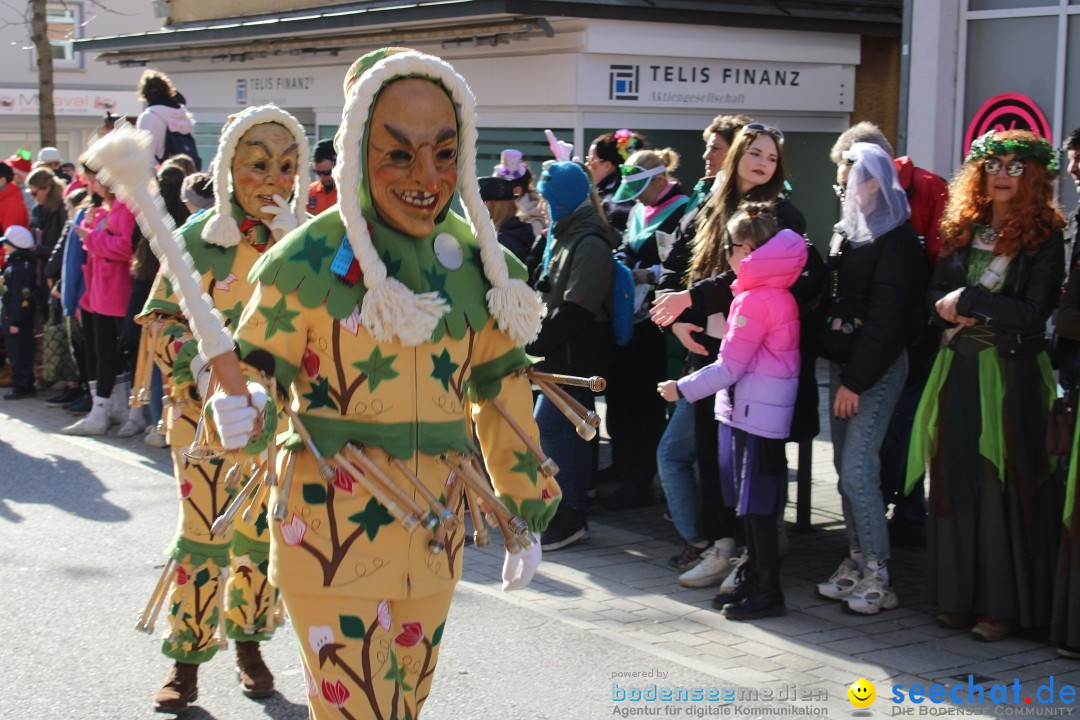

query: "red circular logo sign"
left=963, top=92, right=1051, bottom=158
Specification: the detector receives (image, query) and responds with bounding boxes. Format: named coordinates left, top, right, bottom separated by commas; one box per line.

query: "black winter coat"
left=831, top=221, right=926, bottom=394
left=933, top=230, right=1064, bottom=355
left=496, top=216, right=534, bottom=266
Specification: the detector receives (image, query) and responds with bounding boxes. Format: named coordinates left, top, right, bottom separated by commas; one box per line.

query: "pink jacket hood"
left=731, top=229, right=807, bottom=295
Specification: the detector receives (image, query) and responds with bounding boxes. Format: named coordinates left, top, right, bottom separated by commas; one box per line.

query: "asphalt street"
left=0, top=406, right=743, bottom=720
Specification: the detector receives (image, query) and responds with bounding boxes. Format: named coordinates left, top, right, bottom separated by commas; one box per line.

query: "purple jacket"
left=678, top=229, right=806, bottom=439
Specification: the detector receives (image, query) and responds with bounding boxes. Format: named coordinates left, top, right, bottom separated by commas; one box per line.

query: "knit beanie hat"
left=201, top=104, right=310, bottom=248
left=333, top=47, right=543, bottom=347
left=538, top=162, right=590, bottom=221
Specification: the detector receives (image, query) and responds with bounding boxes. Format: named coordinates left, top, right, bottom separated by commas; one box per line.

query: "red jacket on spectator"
left=894, top=156, right=948, bottom=265
left=0, top=180, right=30, bottom=269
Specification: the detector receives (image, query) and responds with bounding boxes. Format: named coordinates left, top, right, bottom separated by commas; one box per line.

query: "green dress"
left=908, top=233, right=1063, bottom=627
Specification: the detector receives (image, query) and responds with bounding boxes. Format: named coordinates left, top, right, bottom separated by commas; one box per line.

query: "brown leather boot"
left=235, top=641, right=275, bottom=698
left=153, top=662, right=198, bottom=713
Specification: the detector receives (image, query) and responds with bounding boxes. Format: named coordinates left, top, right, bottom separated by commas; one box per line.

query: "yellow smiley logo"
left=848, top=678, right=876, bottom=709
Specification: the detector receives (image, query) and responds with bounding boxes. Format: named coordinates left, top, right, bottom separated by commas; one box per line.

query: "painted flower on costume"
left=395, top=621, right=424, bottom=647
left=304, top=666, right=318, bottom=697
left=333, top=466, right=355, bottom=494
left=308, top=625, right=334, bottom=652
left=179, top=479, right=192, bottom=499
left=176, top=565, right=189, bottom=585
left=321, top=677, right=351, bottom=708
left=377, top=599, right=391, bottom=631
left=302, top=348, right=321, bottom=379
left=281, top=514, right=308, bottom=546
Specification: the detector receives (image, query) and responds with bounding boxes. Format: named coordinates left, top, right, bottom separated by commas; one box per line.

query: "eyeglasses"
left=725, top=240, right=746, bottom=255
left=743, top=123, right=785, bottom=144
left=314, top=168, right=334, bottom=177
left=984, top=157, right=1025, bottom=177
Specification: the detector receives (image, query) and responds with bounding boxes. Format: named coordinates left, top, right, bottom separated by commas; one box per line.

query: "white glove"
left=261, top=194, right=297, bottom=241
left=501, top=533, right=541, bottom=591
left=209, top=382, right=267, bottom=450
left=189, top=352, right=210, bottom=398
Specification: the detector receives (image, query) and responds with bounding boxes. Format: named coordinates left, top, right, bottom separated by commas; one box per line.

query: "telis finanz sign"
left=579, top=55, right=853, bottom=113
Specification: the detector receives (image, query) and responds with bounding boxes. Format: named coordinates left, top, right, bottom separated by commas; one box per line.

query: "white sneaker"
left=817, top=558, right=862, bottom=600
left=845, top=571, right=899, bottom=615
left=144, top=423, right=167, bottom=448
left=678, top=540, right=736, bottom=588
left=117, top=405, right=148, bottom=438
left=61, top=396, right=109, bottom=436
left=718, top=549, right=749, bottom=595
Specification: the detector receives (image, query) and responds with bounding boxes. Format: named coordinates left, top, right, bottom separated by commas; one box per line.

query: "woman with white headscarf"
left=815, top=142, right=926, bottom=615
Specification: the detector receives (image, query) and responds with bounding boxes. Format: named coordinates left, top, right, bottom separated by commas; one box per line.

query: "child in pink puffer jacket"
left=658, top=201, right=806, bottom=621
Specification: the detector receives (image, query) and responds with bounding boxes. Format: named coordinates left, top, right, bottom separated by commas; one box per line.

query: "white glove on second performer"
left=261, top=194, right=298, bottom=241
left=501, top=533, right=541, bottom=592
left=209, top=382, right=267, bottom=449
left=189, top=352, right=211, bottom=398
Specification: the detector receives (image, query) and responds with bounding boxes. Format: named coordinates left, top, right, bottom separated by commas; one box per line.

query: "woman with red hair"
left=908, top=130, right=1066, bottom=642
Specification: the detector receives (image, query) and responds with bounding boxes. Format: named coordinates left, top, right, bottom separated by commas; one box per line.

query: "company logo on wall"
left=609, top=64, right=640, bottom=101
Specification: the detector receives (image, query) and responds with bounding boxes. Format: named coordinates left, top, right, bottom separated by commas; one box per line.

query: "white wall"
left=906, top=0, right=961, bottom=178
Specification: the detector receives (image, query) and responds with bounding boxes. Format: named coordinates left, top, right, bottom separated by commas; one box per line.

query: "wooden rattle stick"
left=526, top=369, right=607, bottom=392
left=263, top=378, right=279, bottom=487
left=343, top=445, right=438, bottom=531
left=279, top=402, right=335, bottom=481
left=136, top=556, right=177, bottom=633
left=144, top=558, right=181, bottom=635
left=273, top=449, right=297, bottom=522
left=536, top=378, right=600, bottom=429
left=131, top=327, right=153, bottom=407
left=215, top=566, right=229, bottom=649
left=462, top=484, right=490, bottom=547
left=468, top=456, right=530, bottom=537
left=390, top=457, right=460, bottom=534
left=332, top=454, right=420, bottom=532
left=532, top=379, right=597, bottom=441
left=485, top=397, right=559, bottom=478
left=211, top=465, right=264, bottom=537
left=242, top=473, right=271, bottom=526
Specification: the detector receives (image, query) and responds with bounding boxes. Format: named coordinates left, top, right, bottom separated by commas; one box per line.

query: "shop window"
left=45, top=3, right=81, bottom=70
left=964, top=16, right=1057, bottom=145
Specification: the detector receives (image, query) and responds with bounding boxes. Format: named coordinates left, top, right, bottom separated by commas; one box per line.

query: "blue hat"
left=538, top=162, right=590, bottom=221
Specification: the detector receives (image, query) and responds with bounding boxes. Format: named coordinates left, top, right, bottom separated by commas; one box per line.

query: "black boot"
left=711, top=517, right=754, bottom=609
left=722, top=514, right=786, bottom=621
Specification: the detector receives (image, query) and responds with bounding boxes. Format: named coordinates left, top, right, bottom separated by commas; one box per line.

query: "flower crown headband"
left=965, top=131, right=1060, bottom=176
left=614, top=128, right=643, bottom=162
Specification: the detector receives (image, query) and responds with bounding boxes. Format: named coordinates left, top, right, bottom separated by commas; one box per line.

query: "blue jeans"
left=657, top=397, right=701, bottom=544
left=829, top=354, right=907, bottom=563
left=535, top=387, right=595, bottom=511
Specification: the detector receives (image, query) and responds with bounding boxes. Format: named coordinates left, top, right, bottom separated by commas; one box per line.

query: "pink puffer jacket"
left=79, top=200, right=135, bottom=318
left=678, top=229, right=807, bottom=439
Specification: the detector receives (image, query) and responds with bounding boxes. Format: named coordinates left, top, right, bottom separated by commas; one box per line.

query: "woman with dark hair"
left=651, top=123, right=824, bottom=599
left=586, top=129, right=647, bottom=233
left=135, top=68, right=199, bottom=168
left=909, top=130, right=1065, bottom=641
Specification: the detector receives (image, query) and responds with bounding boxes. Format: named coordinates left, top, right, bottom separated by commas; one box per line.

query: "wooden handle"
left=343, top=445, right=435, bottom=529
left=527, top=369, right=606, bottom=392
left=390, top=457, right=459, bottom=533
left=486, top=397, right=558, bottom=477
left=534, top=379, right=597, bottom=441
left=333, top=453, right=420, bottom=532
left=136, top=557, right=177, bottom=633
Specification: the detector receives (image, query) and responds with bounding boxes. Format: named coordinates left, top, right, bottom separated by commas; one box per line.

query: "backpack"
left=612, top=258, right=635, bottom=346
left=162, top=128, right=202, bottom=170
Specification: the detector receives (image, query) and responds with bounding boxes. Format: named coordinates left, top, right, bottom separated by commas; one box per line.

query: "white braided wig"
left=202, top=104, right=311, bottom=248
left=333, top=49, right=544, bottom=348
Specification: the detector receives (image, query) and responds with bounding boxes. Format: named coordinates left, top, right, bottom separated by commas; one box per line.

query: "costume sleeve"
left=82, top=205, right=135, bottom=263
left=470, top=320, right=561, bottom=534
left=677, top=291, right=765, bottom=403
left=138, top=271, right=200, bottom=398
left=956, top=232, right=1065, bottom=335
left=1058, top=253, right=1080, bottom=341
left=232, top=280, right=305, bottom=391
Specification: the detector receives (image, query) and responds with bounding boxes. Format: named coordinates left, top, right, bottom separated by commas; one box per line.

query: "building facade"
left=0, top=2, right=160, bottom=163
left=76, top=1, right=903, bottom=243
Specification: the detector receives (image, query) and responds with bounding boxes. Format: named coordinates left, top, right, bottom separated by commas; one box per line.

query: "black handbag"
left=817, top=237, right=864, bottom=363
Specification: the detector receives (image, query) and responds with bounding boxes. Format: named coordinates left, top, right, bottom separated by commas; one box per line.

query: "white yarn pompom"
left=360, top=277, right=449, bottom=347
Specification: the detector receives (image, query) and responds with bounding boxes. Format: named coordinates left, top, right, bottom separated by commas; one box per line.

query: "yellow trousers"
left=159, top=447, right=278, bottom=663
left=286, top=588, right=455, bottom=720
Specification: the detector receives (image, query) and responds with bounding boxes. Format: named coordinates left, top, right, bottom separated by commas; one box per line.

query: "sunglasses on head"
left=314, top=168, right=334, bottom=177
left=984, top=157, right=1025, bottom=177
left=743, top=123, right=785, bottom=144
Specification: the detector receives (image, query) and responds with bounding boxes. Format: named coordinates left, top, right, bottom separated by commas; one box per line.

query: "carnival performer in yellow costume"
left=206, top=48, right=561, bottom=719
left=137, top=104, right=310, bottom=712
